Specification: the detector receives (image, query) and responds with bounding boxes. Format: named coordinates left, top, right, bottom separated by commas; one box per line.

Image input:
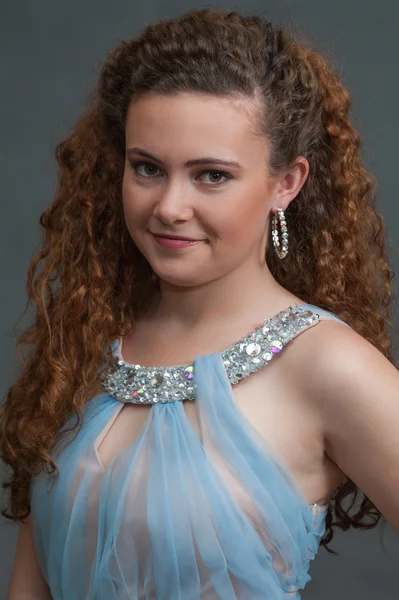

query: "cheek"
left=122, top=177, right=151, bottom=227
left=214, top=202, right=266, bottom=245
left=121, top=168, right=132, bottom=201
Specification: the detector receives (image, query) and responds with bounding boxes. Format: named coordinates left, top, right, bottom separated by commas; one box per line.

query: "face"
left=122, top=92, right=288, bottom=287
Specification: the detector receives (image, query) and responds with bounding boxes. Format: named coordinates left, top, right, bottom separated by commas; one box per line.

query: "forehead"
left=124, top=92, right=267, bottom=165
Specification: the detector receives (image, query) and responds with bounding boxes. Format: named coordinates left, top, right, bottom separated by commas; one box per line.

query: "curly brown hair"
left=1, top=7, right=397, bottom=554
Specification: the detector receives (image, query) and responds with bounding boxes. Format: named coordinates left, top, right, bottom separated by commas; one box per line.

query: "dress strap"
left=296, top=303, right=352, bottom=329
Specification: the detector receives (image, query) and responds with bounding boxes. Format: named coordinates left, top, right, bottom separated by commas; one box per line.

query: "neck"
left=146, top=260, right=295, bottom=330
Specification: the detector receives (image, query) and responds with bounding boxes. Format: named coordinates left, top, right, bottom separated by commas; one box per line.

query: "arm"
left=7, top=515, right=53, bottom=600
left=300, top=320, right=399, bottom=535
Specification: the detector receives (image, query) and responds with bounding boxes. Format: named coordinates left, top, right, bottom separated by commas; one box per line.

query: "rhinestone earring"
left=271, top=208, right=289, bottom=259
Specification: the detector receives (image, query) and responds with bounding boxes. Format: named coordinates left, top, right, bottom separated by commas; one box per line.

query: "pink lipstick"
left=152, top=234, right=204, bottom=248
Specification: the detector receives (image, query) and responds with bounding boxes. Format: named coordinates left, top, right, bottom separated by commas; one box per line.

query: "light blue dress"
left=29, top=303, right=351, bottom=599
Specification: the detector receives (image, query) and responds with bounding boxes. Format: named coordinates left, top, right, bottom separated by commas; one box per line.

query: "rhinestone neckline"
left=100, top=303, right=319, bottom=404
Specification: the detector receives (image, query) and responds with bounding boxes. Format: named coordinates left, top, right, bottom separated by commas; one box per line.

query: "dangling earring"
left=271, top=208, right=289, bottom=259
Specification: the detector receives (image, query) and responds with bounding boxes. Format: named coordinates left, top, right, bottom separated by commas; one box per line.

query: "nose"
left=152, top=184, right=194, bottom=225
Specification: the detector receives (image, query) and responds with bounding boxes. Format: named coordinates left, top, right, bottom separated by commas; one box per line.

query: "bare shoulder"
left=285, top=316, right=399, bottom=532
left=280, top=317, right=359, bottom=423
left=286, top=316, right=392, bottom=407
left=288, top=316, right=394, bottom=397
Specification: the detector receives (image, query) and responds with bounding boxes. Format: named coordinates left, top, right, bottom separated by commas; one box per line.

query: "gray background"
left=1, top=1, right=398, bottom=598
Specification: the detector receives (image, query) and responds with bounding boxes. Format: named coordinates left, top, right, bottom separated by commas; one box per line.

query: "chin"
left=151, top=265, right=212, bottom=288
left=156, top=273, right=204, bottom=287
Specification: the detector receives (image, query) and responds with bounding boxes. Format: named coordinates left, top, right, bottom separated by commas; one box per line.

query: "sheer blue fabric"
left=30, top=303, right=351, bottom=599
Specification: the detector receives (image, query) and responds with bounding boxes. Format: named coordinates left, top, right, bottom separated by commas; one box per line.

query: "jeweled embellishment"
left=245, top=343, right=261, bottom=357
left=100, top=304, right=320, bottom=404
left=184, top=365, right=194, bottom=380
left=150, top=372, right=163, bottom=388
left=270, top=340, right=283, bottom=353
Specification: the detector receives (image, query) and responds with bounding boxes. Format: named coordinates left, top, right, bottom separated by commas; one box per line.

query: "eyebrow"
left=126, top=147, right=243, bottom=169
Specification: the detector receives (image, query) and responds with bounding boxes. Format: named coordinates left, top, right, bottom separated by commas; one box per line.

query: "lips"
left=152, top=233, right=203, bottom=242
left=151, top=233, right=204, bottom=249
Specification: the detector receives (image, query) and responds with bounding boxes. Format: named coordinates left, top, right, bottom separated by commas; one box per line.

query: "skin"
left=122, top=91, right=309, bottom=331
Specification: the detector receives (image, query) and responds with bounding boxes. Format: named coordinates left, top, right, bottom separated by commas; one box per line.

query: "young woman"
left=2, top=7, right=398, bottom=599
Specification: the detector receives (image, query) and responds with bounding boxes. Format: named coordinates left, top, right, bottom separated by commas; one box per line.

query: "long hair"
left=1, top=7, right=396, bottom=553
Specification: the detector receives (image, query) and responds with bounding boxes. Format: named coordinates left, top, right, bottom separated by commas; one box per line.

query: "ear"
left=273, top=156, right=309, bottom=211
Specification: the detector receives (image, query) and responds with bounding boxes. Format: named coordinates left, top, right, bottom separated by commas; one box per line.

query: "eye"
left=130, top=161, right=161, bottom=178
left=129, top=160, right=232, bottom=186
left=199, top=170, right=231, bottom=185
